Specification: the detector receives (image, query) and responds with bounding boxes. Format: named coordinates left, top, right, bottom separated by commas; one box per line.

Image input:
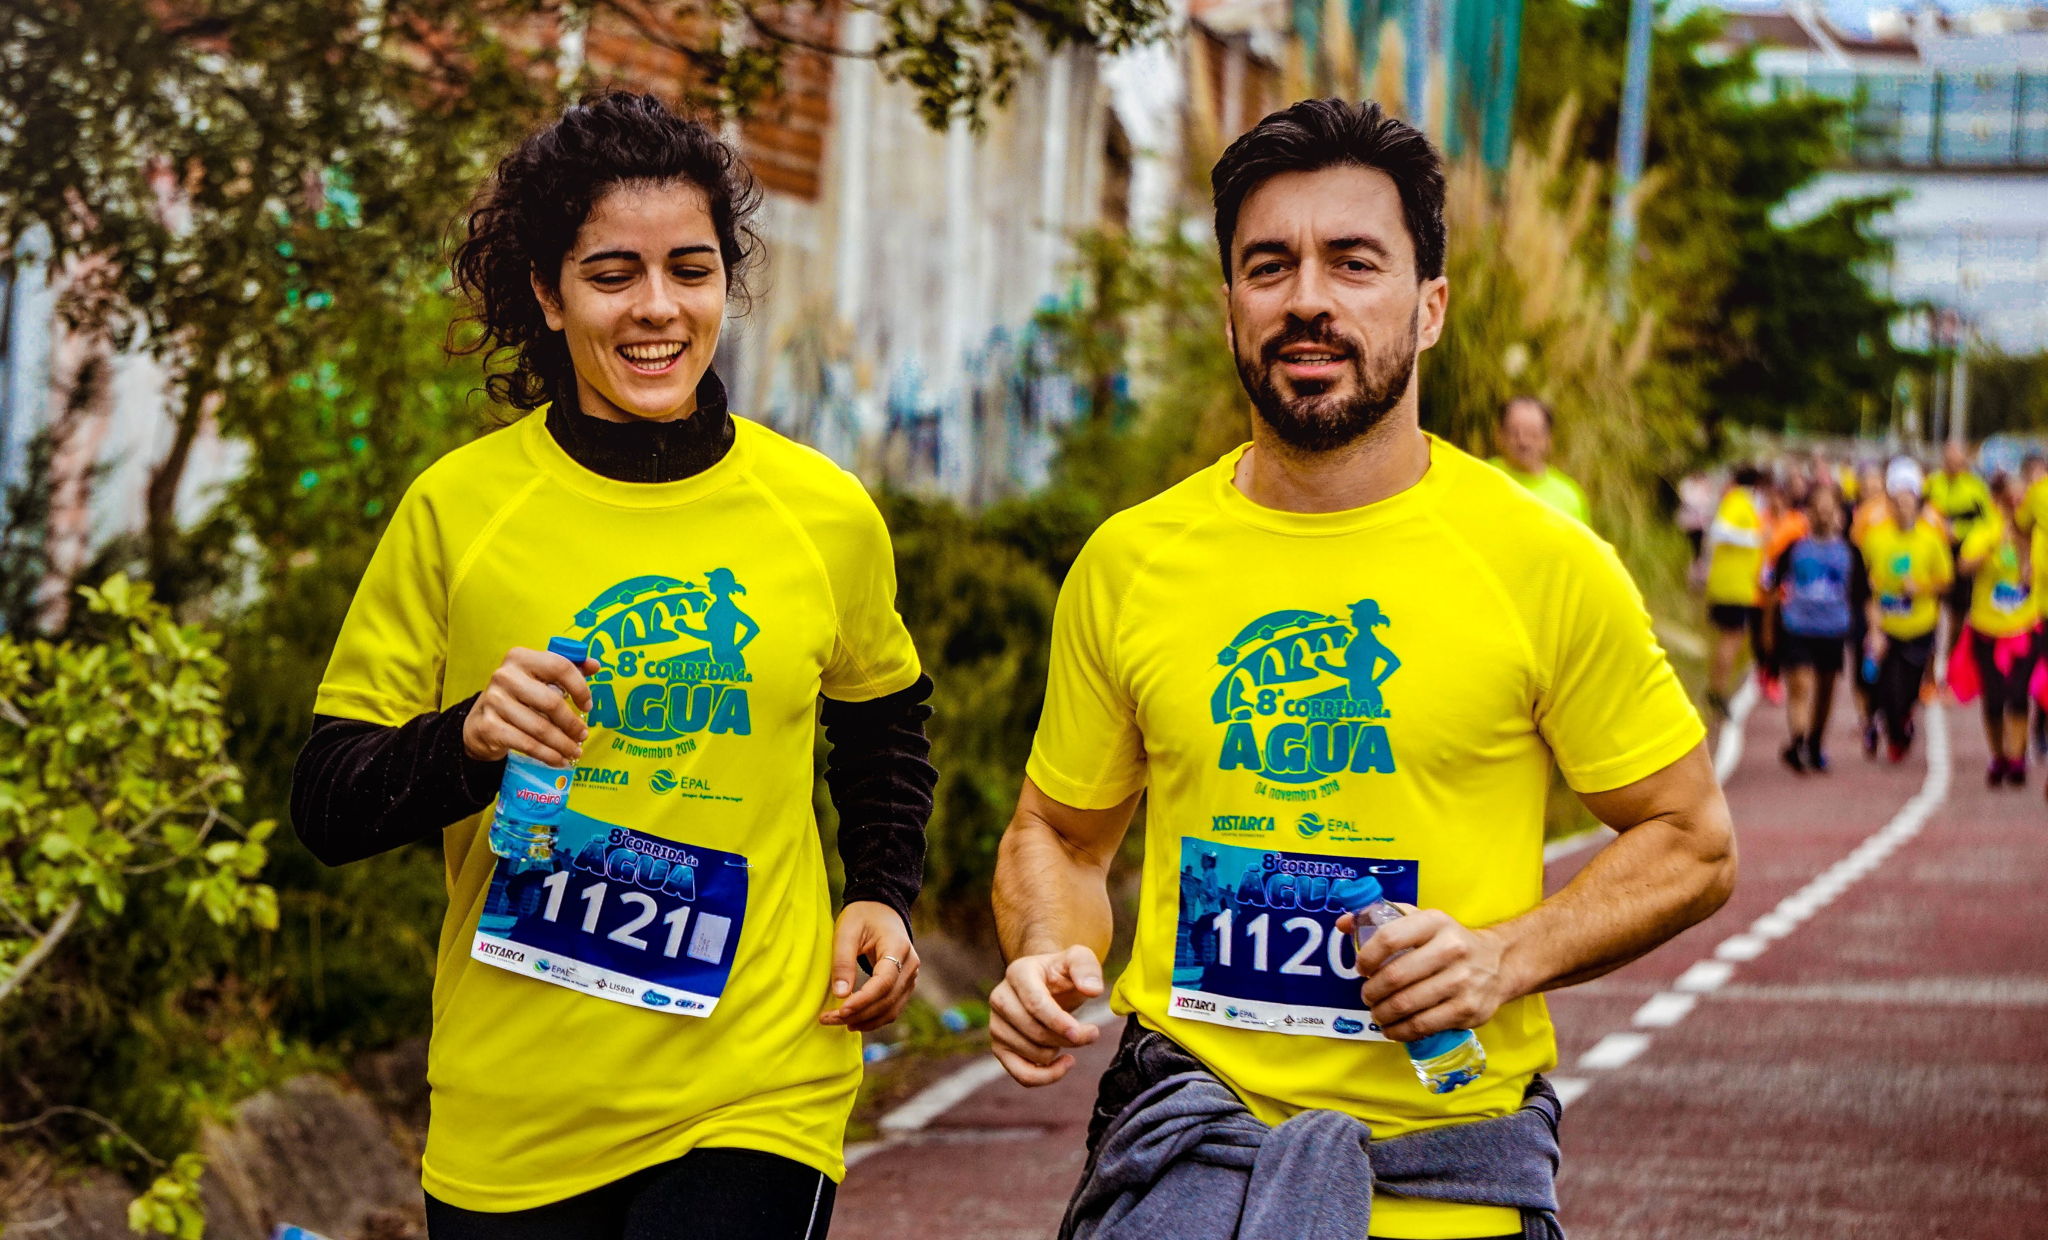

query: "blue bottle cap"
left=1336, top=875, right=1385, bottom=910
left=548, top=636, right=591, bottom=664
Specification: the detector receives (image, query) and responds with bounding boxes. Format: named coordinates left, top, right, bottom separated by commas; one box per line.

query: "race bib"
left=1878, top=593, right=1913, bottom=616
left=471, top=810, right=748, bottom=1016
left=1993, top=581, right=2028, bottom=612
left=1168, top=838, right=1416, bottom=1041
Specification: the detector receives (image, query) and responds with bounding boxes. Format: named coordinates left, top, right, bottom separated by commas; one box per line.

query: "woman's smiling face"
left=532, top=180, right=727, bottom=423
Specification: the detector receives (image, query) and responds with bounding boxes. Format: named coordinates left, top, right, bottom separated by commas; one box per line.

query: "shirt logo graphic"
left=574, top=571, right=759, bottom=743
left=1212, top=600, right=1400, bottom=787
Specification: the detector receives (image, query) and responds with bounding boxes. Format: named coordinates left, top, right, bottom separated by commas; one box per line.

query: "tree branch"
left=0, top=898, right=83, bottom=1007
left=0, top=1103, right=167, bottom=1170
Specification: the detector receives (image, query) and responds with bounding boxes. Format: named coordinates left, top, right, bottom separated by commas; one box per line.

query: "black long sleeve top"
left=288, top=373, right=935, bottom=925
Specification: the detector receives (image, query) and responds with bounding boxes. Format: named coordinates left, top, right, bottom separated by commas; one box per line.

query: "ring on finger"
left=879, top=954, right=905, bottom=972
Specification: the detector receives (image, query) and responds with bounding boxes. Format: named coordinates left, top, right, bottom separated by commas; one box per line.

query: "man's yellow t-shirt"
left=1927, top=469, right=1993, bottom=545
left=1960, top=513, right=2036, bottom=637
left=315, top=412, right=920, bottom=1211
left=1863, top=517, right=1955, bottom=640
left=1706, top=487, right=1764, bottom=606
left=1027, top=437, right=1703, bottom=1239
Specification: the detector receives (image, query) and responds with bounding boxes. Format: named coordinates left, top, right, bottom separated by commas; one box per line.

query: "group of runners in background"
left=1693, top=441, right=2048, bottom=788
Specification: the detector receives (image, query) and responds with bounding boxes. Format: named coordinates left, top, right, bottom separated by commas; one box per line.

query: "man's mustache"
left=1259, top=323, right=1363, bottom=366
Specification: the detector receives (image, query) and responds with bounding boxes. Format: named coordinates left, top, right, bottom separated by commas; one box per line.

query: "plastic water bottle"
left=486, top=636, right=591, bottom=865
left=1347, top=876, right=1487, bottom=1094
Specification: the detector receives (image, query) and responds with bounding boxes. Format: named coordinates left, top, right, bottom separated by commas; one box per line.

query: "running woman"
left=988, top=99, right=1734, bottom=1240
left=1862, top=457, right=1954, bottom=764
left=1928, top=439, right=1992, bottom=655
left=1764, top=485, right=1855, bottom=773
left=1705, top=464, right=1769, bottom=717
left=1955, top=473, right=2037, bottom=786
left=290, top=93, right=934, bottom=1239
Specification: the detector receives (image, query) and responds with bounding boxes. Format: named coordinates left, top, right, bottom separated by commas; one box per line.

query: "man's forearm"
left=1494, top=814, right=1735, bottom=996
left=994, top=814, right=1115, bottom=963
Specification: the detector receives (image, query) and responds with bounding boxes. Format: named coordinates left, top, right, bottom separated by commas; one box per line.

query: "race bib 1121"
left=471, top=810, right=748, bottom=1016
left=1168, top=838, right=1416, bottom=1040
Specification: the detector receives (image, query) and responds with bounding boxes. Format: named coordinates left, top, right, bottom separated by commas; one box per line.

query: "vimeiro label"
left=472, top=809, right=748, bottom=1015
left=1168, top=837, right=1417, bottom=1041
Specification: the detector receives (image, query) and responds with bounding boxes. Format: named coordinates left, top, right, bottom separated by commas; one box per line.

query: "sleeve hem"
left=1026, top=751, right=1145, bottom=811
left=1558, top=716, right=1708, bottom=795
left=820, top=661, right=923, bottom=704
left=312, top=685, right=432, bottom=728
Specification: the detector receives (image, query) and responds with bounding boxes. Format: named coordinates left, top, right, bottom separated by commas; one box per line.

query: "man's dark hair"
left=1210, top=98, right=1447, bottom=284
left=1500, top=395, right=1554, bottom=429
left=451, top=91, right=764, bottom=410
left=1732, top=464, right=1764, bottom=488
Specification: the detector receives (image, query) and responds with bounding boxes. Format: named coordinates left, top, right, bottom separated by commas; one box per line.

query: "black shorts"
left=1709, top=604, right=1761, bottom=634
left=425, top=1148, right=834, bottom=1240
left=1779, top=633, right=1846, bottom=674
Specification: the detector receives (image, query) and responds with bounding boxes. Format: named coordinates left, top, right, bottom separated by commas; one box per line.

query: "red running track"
left=832, top=682, right=2048, bottom=1238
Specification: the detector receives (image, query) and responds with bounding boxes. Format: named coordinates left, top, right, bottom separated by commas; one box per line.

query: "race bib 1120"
left=1168, top=837, right=1416, bottom=1040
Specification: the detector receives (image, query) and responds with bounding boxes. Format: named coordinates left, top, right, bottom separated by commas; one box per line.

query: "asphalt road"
left=833, top=681, right=2048, bottom=1239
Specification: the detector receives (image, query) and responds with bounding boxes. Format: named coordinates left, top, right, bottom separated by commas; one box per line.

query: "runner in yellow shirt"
left=1862, top=458, right=1954, bottom=764
left=1927, top=440, right=1993, bottom=651
left=1957, top=474, right=2037, bottom=786
left=1704, top=465, right=1768, bottom=716
left=294, top=93, right=931, bottom=1239
left=985, top=99, right=1735, bottom=1240
left=1487, top=395, right=1591, bottom=525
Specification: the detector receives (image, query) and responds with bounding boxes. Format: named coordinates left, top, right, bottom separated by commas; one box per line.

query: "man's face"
left=1498, top=400, right=1551, bottom=474
left=1224, top=165, right=1447, bottom=453
left=1943, top=441, right=1967, bottom=474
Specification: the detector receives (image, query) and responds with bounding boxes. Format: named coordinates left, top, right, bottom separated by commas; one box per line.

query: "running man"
left=1928, top=440, right=1992, bottom=654
left=986, top=99, right=1735, bottom=1240
left=1862, top=457, right=1954, bottom=763
left=1488, top=396, right=1590, bottom=525
left=1705, top=465, right=1769, bottom=716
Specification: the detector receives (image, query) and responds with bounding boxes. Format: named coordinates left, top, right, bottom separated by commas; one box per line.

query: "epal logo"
left=1333, top=1017, right=1365, bottom=1035
left=1212, top=601, right=1399, bottom=786
left=641, top=990, right=673, bottom=1008
left=573, top=572, right=759, bottom=743
left=534, top=958, right=551, bottom=974
left=650, top=769, right=679, bottom=794
left=1297, top=812, right=1324, bottom=838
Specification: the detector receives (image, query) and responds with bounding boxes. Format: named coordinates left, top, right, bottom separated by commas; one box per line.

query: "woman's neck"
left=544, top=370, right=735, bottom=484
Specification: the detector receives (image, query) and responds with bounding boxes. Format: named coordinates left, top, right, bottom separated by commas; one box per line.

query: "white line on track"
left=849, top=998, right=1115, bottom=1166
left=1554, top=700, right=1951, bottom=1107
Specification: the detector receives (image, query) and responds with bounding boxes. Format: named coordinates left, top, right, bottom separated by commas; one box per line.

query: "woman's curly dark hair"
left=451, top=92, right=765, bottom=411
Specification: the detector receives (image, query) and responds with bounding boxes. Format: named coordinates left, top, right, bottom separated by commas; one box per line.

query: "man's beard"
left=1234, top=312, right=1418, bottom=453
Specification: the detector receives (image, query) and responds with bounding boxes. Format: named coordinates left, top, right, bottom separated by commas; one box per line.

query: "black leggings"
left=425, top=1148, right=835, bottom=1240
left=1973, top=629, right=2037, bottom=726
left=1876, top=633, right=1935, bottom=747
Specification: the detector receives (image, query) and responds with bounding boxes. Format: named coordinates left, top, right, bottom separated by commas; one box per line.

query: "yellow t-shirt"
left=1485, top=457, right=1591, bottom=525
left=1863, top=517, right=1955, bottom=640
left=1705, top=487, right=1764, bottom=606
left=1026, top=437, right=1703, bottom=1239
left=1960, top=513, right=2036, bottom=637
left=1926, top=469, right=1993, bottom=545
left=315, top=412, right=920, bottom=1211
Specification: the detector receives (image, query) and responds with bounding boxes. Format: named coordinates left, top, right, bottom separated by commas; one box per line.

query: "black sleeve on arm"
left=820, top=673, right=937, bottom=929
left=289, top=693, right=505, bottom=866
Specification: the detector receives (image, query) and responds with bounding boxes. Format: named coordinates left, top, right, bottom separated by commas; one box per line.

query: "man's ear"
left=531, top=269, right=565, bottom=333
left=1415, top=276, right=1449, bottom=352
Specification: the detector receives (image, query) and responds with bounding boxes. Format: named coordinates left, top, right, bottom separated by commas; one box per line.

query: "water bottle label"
left=470, top=810, right=749, bottom=1016
left=1167, top=837, right=1417, bottom=1041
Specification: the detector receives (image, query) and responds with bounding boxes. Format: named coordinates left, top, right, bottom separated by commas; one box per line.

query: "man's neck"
left=1232, top=404, right=1431, bottom=514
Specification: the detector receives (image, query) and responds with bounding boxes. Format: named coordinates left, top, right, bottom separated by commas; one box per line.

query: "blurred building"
left=1715, top=2, right=2048, bottom=358
left=0, top=0, right=1525, bottom=613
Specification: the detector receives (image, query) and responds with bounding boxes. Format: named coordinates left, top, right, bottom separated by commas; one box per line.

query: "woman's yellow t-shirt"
left=315, top=413, right=920, bottom=1211
left=1863, top=518, right=1955, bottom=640
left=1027, top=438, right=1702, bottom=1239
left=1960, top=514, right=2037, bottom=637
